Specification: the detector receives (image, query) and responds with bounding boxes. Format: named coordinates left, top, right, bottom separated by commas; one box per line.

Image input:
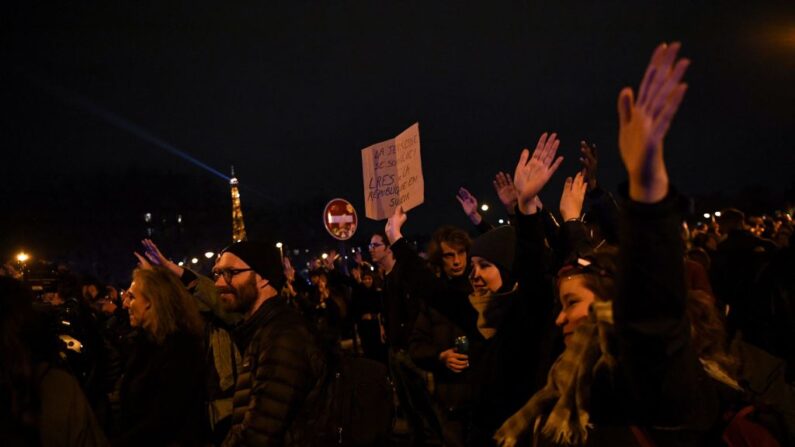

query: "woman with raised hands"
left=456, top=130, right=565, bottom=445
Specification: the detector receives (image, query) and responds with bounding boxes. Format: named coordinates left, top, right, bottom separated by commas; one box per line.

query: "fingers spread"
left=535, top=132, right=549, bottom=154
left=546, top=137, right=560, bottom=165
left=638, top=42, right=668, bottom=103
left=653, top=83, right=688, bottom=143
left=643, top=42, right=681, bottom=111
left=651, top=58, right=690, bottom=120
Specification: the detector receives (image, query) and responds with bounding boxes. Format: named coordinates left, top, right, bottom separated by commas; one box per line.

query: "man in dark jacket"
left=216, top=241, right=326, bottom=447
left=410, top=225, right=477, bottom=447
left=370, top=228, right=444, bottom=445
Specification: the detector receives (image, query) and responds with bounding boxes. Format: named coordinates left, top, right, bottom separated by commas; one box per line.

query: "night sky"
left=3, top=1, right=794, bottom=281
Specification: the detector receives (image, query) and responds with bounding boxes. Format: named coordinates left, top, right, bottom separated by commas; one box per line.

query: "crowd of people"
left=2, top=43, right=794, bottom=447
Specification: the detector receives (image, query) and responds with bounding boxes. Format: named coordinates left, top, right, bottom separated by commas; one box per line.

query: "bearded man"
left=214, top=241, right=325, bottom=447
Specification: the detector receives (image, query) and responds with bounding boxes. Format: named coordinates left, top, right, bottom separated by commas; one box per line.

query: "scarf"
left=494, top=300, right=616, bottom=446
left=468, top=284, right=518, bottom=340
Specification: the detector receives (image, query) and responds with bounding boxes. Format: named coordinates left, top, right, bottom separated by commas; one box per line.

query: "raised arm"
left=456, top=187, right=495, bottom=234
left=615, top=41, right=690, bottom=325
left=557, top=171, right=593, bottom=264
left=493, top=171, right=518, bottom=216
left=579, top=141, right=621, bottom=245
left=514, top=132, right=564, bottom=216
left=614, top=43, right=695, bottom=425
left=512, top=132, right=564, bottom=285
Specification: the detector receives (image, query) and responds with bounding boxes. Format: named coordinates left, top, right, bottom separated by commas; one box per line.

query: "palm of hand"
left=461, top=196, right=477, bottom=215
left=513, top=132, right=563, bottom=207
left=619, top=108, right=662, bottom=180
left=496, top=184, right=517, bottom=207
left=515, top=158, right=548, bottom=202
left=456, top=188, right=478, bottom=215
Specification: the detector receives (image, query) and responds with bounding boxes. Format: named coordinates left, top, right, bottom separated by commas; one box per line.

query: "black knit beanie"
left=470, top=226, right=516, bottom=289
left=221, top=240, right=285, bottom=291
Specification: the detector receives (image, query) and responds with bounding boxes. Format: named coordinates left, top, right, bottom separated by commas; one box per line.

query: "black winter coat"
left=383, top=238, right=442, bottom=350
left=115, top=331, right=206, bottom=447
left=223, top=297, right=326, bottom=447
left=409, top=301, right=475, bottom=411
left=468, top=212, right=557, bottom=442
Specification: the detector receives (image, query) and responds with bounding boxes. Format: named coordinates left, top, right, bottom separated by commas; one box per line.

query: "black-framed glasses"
left=212, top=268, right=255, bottom=283
left=368, top=242, right=384, bottom=249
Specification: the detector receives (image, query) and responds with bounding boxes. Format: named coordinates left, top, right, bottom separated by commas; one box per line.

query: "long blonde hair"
left=132, top=266, right=204, bottom=344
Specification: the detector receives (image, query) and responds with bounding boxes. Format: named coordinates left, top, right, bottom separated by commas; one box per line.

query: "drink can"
left=454, top=336, right=469, bottom=355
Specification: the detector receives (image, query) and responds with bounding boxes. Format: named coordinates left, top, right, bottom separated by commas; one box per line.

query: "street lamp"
left=204, top=251, right=215, bottom=259
left=178, top=261, right=185, bottom=267
left=191, top=257, right=199, bottom=264
left=703, top=213, right=711, bottom=219
left=481, top=204, right=489, bottom=212
left=714, top=211, right=722, bottom=217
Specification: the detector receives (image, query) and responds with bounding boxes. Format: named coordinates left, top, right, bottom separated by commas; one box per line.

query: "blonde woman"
left=115, top=265, right=206, bottom=446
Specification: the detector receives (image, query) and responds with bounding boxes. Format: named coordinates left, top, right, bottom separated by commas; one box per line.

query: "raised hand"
left=323, top=250, right=338, bottom=270
left=513, top=132, right=564, bottom=214
left=133, top=252, right=153, bottom=270
left=618, top=42, right=689, bottom=203
left=579, top=141, right=598, bottom=192
left=385, top=206, right=407, bottom=245
left=283, top=257, right=296, bottom=283
left=141, top=239, right=183, bottom=277
left=493, top=172, right=518, bottom=215
left=559, top=171, right=588, bottom=222
left=456, top=187, right=482, bottom=224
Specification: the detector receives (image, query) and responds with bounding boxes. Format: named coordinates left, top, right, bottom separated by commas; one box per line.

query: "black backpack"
left=311, top=355, right=394, bottom=446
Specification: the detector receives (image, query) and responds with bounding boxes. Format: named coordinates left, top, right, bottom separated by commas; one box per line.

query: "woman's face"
left=123, top=280, right=151, bottom=329
left=469, top=256, right=502, bottom=295
left=555, top=275, right=598, bottom=346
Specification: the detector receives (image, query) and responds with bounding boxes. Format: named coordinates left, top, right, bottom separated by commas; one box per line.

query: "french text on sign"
left=361, top=123, right=424, bottom=220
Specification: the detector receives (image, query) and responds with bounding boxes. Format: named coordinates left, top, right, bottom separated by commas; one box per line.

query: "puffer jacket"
left=223, top=297, right=326, bottom=447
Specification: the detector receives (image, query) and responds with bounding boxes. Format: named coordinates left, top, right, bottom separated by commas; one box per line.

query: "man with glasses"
left=214, top=241, right=325, bottom=447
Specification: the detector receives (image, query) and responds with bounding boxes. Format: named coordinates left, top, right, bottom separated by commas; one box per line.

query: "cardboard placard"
left=361, top=122, right=424, bottom=220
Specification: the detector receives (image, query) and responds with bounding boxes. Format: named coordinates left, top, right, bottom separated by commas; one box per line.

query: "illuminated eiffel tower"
left=230, top=166, right=247, bottom=242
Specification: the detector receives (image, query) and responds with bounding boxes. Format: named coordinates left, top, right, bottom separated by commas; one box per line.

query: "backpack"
left=311, top=355, right=394, bottom=446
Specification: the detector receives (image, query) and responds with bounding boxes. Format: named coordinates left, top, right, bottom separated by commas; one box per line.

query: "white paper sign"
left=361, top=122, right=424, bottom=220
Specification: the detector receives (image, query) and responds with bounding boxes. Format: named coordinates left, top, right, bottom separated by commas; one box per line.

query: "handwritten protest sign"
left=361, top=123, right=424, bottom=220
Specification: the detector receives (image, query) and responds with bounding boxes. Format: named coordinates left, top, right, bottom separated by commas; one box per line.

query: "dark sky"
left=2, top=1, right=794, bottom=277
